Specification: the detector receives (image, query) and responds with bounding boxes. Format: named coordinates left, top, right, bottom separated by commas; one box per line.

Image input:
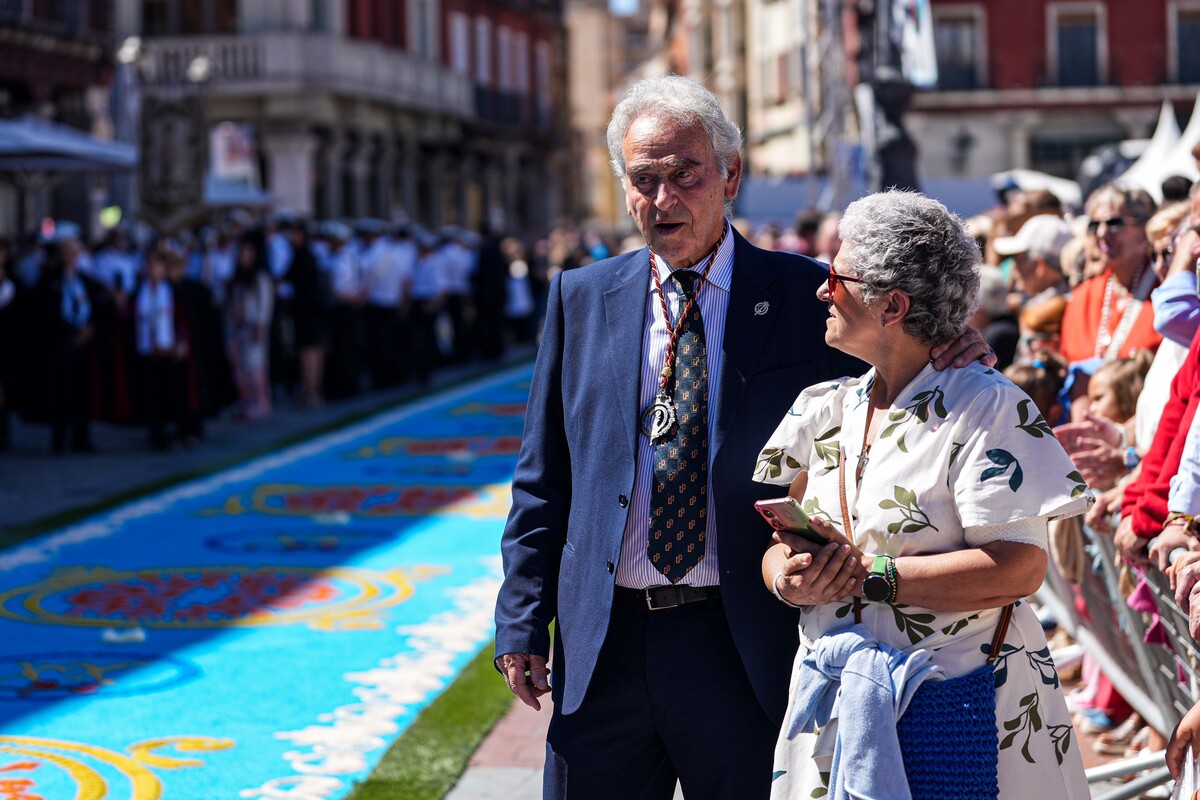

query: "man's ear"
left=724, top=153, right=743, bottom=200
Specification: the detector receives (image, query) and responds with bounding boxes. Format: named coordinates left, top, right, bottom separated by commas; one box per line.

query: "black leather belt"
left=613, top=585, right=721, bottom=612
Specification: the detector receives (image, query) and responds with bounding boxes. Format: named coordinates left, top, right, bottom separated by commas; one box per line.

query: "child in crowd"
left=1005, top=358, right=1066, bottom=425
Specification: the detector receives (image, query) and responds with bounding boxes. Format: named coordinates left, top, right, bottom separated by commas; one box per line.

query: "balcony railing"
left=138, top=32, right=474, bottom=120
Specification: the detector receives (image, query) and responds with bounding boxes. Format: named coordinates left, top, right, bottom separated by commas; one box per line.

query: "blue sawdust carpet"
left=0, top=365, right=532, bottom=800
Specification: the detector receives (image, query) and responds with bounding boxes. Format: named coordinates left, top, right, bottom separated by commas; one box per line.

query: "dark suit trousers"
left=544, top=599, right=777, bottom=800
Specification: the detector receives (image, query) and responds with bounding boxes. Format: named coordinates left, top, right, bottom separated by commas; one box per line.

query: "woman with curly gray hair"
left=756, top=190, right=1090, bottom=799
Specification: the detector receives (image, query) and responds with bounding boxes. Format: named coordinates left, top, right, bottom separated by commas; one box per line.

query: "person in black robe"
left=285, top=223, right=328, bottom=407
left=22, top=235, right=114, bottom=453
left=472, top=229, right=509, bottom=362
left=167, top=249, right=234, bottom=443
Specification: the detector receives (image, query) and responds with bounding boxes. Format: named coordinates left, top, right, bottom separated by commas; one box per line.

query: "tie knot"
left=673, top=269, right=701, bottom=299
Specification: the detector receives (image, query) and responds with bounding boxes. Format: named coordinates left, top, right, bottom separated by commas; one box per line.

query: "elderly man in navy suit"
left=494, top=75, right=992, bottom=799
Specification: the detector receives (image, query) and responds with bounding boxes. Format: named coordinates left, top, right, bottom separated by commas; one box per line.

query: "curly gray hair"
left=838, top=190, right=981, bottom=346
left=606, top=75, right=743, bottom=186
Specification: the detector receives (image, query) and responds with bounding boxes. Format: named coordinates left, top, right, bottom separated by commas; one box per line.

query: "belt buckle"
left=645, top=585, right=685, bottom=611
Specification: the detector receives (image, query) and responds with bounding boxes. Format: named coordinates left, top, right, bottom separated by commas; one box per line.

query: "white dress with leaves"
left=754, top=361, right=1090, bottom=799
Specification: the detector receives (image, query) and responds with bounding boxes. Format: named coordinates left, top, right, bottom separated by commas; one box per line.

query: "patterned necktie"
left=648, top=269, right=708, bottom=583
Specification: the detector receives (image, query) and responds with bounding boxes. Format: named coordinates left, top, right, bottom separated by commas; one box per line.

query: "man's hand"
left=774, top=542, right=865, bottom=606
left=1170, top=551, right=1200, bottom=609
left=1167, top=699, right=1200, bottom=780
left=1150, top=523, right=1197, bottom=572
left=1113, top=515, right=1151, bottom=566
left=929, top=325, right=996, bottom=370
left=495, top=652, right=551, bottom=711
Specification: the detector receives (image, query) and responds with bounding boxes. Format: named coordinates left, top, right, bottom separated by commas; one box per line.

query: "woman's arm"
left=883, top=539, right=1048, bottom=612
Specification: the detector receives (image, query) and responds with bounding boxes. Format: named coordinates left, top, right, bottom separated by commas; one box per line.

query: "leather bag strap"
left=839, top=453, right=864, bottom=625
left=986, top=602, right=1015, bottom=665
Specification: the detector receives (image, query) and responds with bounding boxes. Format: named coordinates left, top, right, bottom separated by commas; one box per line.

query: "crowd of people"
left=0, top=214, right=616, bottom=454
left=493, top=71, right=1200, bottom=800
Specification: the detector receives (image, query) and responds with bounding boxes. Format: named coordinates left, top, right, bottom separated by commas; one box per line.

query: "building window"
left=933, top=7, right=985, bottom=90
left=1048, top=4, right=1106, bottom=87
left=536, top=40, right=552, bottom=126
left=450, top=12, right=471, bottom=76
left=475, top=17, right=492, bottom=86
left=1170, top=4, right=1200, bottom=83
left=142, top=0, right=170, bottom=35
left=410, top=0, right=437, bottom=59
left=498, top=26, right=513, bottom=92
left=310, top=0, right=331, bottom=32
left=515, top=32, right=530, bottom=95
left=87, top=0, right=112, bottom=33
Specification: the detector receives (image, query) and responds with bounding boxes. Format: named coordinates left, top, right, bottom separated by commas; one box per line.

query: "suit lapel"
left=713, top=231, right=779, bottom=460
left=604, top=249, right=651, bottom=460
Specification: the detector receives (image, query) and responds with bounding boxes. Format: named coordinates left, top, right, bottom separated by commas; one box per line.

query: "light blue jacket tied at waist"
left=786, top=624, right=944, bottom=800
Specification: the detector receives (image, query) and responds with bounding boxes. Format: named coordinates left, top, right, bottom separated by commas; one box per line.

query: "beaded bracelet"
left=885, top=557, right=899, bottom=604
left=1165, top=513, right=1200, bottom=536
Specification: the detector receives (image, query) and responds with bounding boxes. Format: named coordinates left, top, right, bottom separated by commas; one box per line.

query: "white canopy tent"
left=1158, top=92, right=1200, bottom=184
left=1114, top=101, right=1182, bottom=202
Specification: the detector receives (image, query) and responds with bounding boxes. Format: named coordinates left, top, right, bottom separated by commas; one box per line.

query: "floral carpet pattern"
left=0, top=366, right=532, bottom=800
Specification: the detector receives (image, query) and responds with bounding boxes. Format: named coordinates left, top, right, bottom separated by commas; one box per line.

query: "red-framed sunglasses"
left=828, top=263, right=865, bottom=296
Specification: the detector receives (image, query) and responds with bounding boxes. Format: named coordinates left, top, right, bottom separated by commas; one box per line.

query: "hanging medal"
left=639, top=227, right=726, bottom=443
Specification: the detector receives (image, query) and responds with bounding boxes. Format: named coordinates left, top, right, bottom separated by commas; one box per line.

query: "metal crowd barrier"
left=1036, top=522, right=1200, bottom=799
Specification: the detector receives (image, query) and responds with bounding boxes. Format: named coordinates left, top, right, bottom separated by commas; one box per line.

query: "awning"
left=0, top=115, right=137, bottom=172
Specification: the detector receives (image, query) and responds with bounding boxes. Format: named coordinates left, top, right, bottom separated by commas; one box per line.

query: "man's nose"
left=655, top=180, right=677, bottom=209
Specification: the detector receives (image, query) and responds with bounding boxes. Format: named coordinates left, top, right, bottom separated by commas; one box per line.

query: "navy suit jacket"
left=495, top=230, right=864, bottom=723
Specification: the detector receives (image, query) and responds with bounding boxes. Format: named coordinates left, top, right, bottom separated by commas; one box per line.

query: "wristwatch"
left=862, top=555, right=897, bottom=603
left=1123, top=446, right=1141, bottom=470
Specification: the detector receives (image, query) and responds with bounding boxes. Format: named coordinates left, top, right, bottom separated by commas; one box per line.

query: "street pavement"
left=449, top=693, right=1152, bottom=800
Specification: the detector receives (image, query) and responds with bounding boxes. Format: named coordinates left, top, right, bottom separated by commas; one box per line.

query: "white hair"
left=606, top=75, right=743, bottom=183
left=838, top=190, right=981, bottom=346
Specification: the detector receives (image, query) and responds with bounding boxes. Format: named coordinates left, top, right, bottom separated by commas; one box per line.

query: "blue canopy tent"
left=0, top=116, right=137, bottom=172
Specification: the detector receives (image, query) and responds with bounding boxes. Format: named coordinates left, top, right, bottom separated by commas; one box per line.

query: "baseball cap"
left=993, top=215, right=1073, bottom=260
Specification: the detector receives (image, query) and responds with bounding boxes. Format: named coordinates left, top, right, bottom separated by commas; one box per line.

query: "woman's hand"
left=770, top=540, right=865, bottom=606
left=1167, top=230, right=1200, bottom=279
left=1167, top=699, right=1200, bottom=780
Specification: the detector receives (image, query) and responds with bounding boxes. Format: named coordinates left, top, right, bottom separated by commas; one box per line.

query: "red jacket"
left=1122, top=329, right=1200, bottom=536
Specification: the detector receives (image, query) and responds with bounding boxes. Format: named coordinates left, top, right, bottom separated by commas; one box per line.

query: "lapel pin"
left=754, top=301, right=770, bottom=316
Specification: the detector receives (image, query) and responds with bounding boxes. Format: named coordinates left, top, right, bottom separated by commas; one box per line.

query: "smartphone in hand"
left=754, top=497, right=828, bottom=546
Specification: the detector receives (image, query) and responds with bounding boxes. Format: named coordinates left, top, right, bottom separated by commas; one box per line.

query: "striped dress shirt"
left=615, top=223, right=734, bottom=589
